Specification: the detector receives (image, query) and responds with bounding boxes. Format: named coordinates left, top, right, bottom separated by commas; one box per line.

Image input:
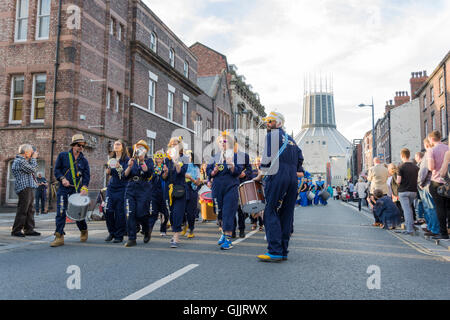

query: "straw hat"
left=70, top=134, right=86, bottom=146
left=133, top=140, right=150, bottom=153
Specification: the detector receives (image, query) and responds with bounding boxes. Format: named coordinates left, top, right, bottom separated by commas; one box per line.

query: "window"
left=430, top=86, right=434, bottom=104
left=441, top=107, right=447, bottom=138
left=150, top=32, right=157, bottom=53
left=147, top=138, right=155, bottom=157
left=167, top=91, right=174, bottom=120
left=115, top=92, right=121, bottom=113
left=15, top=0, right=29, bottom=41
left=184, top=61, right=189, bottom=78
left=439, top=76, right=444, bottom=95
left=31, top=74, right=46, bottom=122
left=431, top=112, right=436, bottom=131
left=182, top=100, right=188, bottom=127
left=117, top=24, right=123, bottom=41
left=36, top=0, right=50, bottom=39
left=110, top=17, right=114, bottom=36
left=195, top=114, right=202, bottom=137
left=206, top=119, right=211, bottom=141
left=148, top=79, right=156, bottom=112
left=424, top=119, right=428, bottom=138
left=169, top=49, right=175, bottom=68
left=106, top=89, right=112, bottom=109
left=423, top=94, right=427, bottom=110
left=9, top=75, right=25, bottom=123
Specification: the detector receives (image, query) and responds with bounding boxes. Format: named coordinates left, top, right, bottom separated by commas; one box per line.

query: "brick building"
left=190, top=42, right=266, bottom=160
left=362, top=130, right=373, bottom=174
left=0, top=0, right=201, bottom=206
left=416, top=51, right=449, bottom=144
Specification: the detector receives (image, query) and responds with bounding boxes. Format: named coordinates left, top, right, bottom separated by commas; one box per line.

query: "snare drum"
left=238, top=180, right=265, bottom=214
left=67, top=193, right=90, bottom=221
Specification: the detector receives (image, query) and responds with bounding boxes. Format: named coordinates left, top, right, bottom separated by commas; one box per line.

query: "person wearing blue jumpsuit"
left=123, top=140, right=154, bottom=247
left=233, top=148, right=254, bottom=238
left=314, top=177, right=327, bottom=205
left=104, top=140, right=129, bottom=243
left=182, top=152, right=201, bottom=238
left=51, top=134, right=90, bottom=247
left=254, top=112, right=304, bottom=262
left=207, top=132, right=243, bottom=250
left=164, top=137, right=189, bottom=248
left=148, top=150, right=169, bottom=237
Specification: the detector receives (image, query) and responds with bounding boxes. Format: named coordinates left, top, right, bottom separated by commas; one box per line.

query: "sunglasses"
left=76, top=144, right=85, bottom=148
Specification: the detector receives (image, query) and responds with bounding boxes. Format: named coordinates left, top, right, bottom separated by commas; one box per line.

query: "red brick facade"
left=0, top=0, right=202, bottom=206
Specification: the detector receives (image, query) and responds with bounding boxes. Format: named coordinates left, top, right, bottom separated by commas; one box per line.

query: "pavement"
left=0, top=200, right=449, bottom=300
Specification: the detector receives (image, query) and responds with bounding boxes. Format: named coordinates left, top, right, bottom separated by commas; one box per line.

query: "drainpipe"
left=444, top=62, right=448, bottom=140
left=48, top=0, right=62, bottom=210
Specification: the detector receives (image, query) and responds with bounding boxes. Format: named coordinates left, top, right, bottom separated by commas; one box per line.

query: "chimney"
left=410, top=70, right=429, bottom=99
left=385, top=100, right=394, bottom=114
left=394, top=90, right=410, bottom=107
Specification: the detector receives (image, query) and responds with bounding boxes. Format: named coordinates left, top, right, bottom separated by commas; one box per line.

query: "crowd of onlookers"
left=347, top=130, right=450, bottom=240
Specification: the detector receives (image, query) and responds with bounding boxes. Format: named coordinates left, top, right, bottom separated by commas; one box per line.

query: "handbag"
left=172, top=185, right=185, bottom=199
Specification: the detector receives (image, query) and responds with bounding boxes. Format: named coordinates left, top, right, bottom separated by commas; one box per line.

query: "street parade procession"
left=15, top=111, right=308, bottom=263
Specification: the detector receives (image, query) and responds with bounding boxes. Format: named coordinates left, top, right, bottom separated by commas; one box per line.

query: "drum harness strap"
left=68, top=152, right=81, bottom=193
left=263, top=132, right=289, bottom=182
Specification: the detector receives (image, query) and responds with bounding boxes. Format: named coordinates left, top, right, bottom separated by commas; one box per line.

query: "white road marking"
left=122, top=264, right=199, bottom=300
left=232, top=229, right=260, bottom=245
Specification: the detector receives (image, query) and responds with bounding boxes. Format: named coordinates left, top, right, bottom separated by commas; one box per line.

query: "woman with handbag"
left=206, top=131, right=243, bottom=250
left=163, top=137, right=189, bottom=248
left=123, top=140, right=154, bottom=247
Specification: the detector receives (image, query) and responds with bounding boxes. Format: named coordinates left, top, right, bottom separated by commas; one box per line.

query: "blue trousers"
left=213, top=183, right=239, bottom=233
left=105, top=188, right=126, bottom=240
left=184, top=188, right=198, bottom=231
left=170, top=195, right=186, bottom=233
left=149, top=195, right=169, bottom=233
left=263, top=172, right=297, bottom=256
left=125, top=184, right=150, bottom=240
left=418, top=188, right=440, bottom=234
left=55, top=188, right=87, bottom=235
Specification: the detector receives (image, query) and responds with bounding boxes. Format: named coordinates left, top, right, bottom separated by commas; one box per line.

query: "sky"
left=143, top=0, right=450, bottom=142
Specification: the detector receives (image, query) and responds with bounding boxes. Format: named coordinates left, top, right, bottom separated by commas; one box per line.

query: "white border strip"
left=122, top=264, right=199, bottom=300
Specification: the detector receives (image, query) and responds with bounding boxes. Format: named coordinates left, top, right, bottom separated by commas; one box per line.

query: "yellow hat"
left=133, top=140, right=149, bottom=153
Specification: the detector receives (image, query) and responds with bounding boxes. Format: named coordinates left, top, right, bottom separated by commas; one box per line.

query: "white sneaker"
left=160, top=232, right=166, bottom=237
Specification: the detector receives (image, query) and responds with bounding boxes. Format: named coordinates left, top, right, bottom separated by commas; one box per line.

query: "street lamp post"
left=358, top=97, right=376, bottom=163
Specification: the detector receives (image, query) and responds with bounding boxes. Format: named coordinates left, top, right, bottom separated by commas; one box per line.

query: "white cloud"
left=144, top=0, right=450, bottom=142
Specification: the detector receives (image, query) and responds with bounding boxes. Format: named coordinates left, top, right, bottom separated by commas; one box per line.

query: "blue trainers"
left=257, top=253, right=283, bottom=262
left=220, top=237, right=233, bottom=250
left=217, top=234, right=226, bottom=245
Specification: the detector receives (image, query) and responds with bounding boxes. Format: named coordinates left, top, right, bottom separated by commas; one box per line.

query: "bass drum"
left=306, top=191, right=315, bottom=201
left=67, top=193, right=90, bottom=221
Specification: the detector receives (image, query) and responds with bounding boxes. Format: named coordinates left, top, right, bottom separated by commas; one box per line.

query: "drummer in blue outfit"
left=123, top=140, right=154, bottom=247
left=299, top=171, right=311, bottom=207
left=104, top=139, right=130, bottom=243
left=254, top=112, right=304, bottom=262
left=148, top=150, right=169, bottom=237
left=207, top=131, right=243, bottom=250
left=51, top=134, right=90, bottom=247
left=163, top=137, right=189, bottom=248
left=314, top=176, right=327, bottom=206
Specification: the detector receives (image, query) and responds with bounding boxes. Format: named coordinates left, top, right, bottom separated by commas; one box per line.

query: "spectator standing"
left=11, top=144, right=41, bottom=237
left=355, top=178, right=368, bottom=211
left=387, top=163, right=404, bottom=221
left=416, top=143, right=440, bottom=236
left=427, top=131, right=450, bottom=240
left=367, top=157, right=389, bottom=226
left=35, top=172, right=48, bottom=215
left=396, top=148, right=419, bottom=235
